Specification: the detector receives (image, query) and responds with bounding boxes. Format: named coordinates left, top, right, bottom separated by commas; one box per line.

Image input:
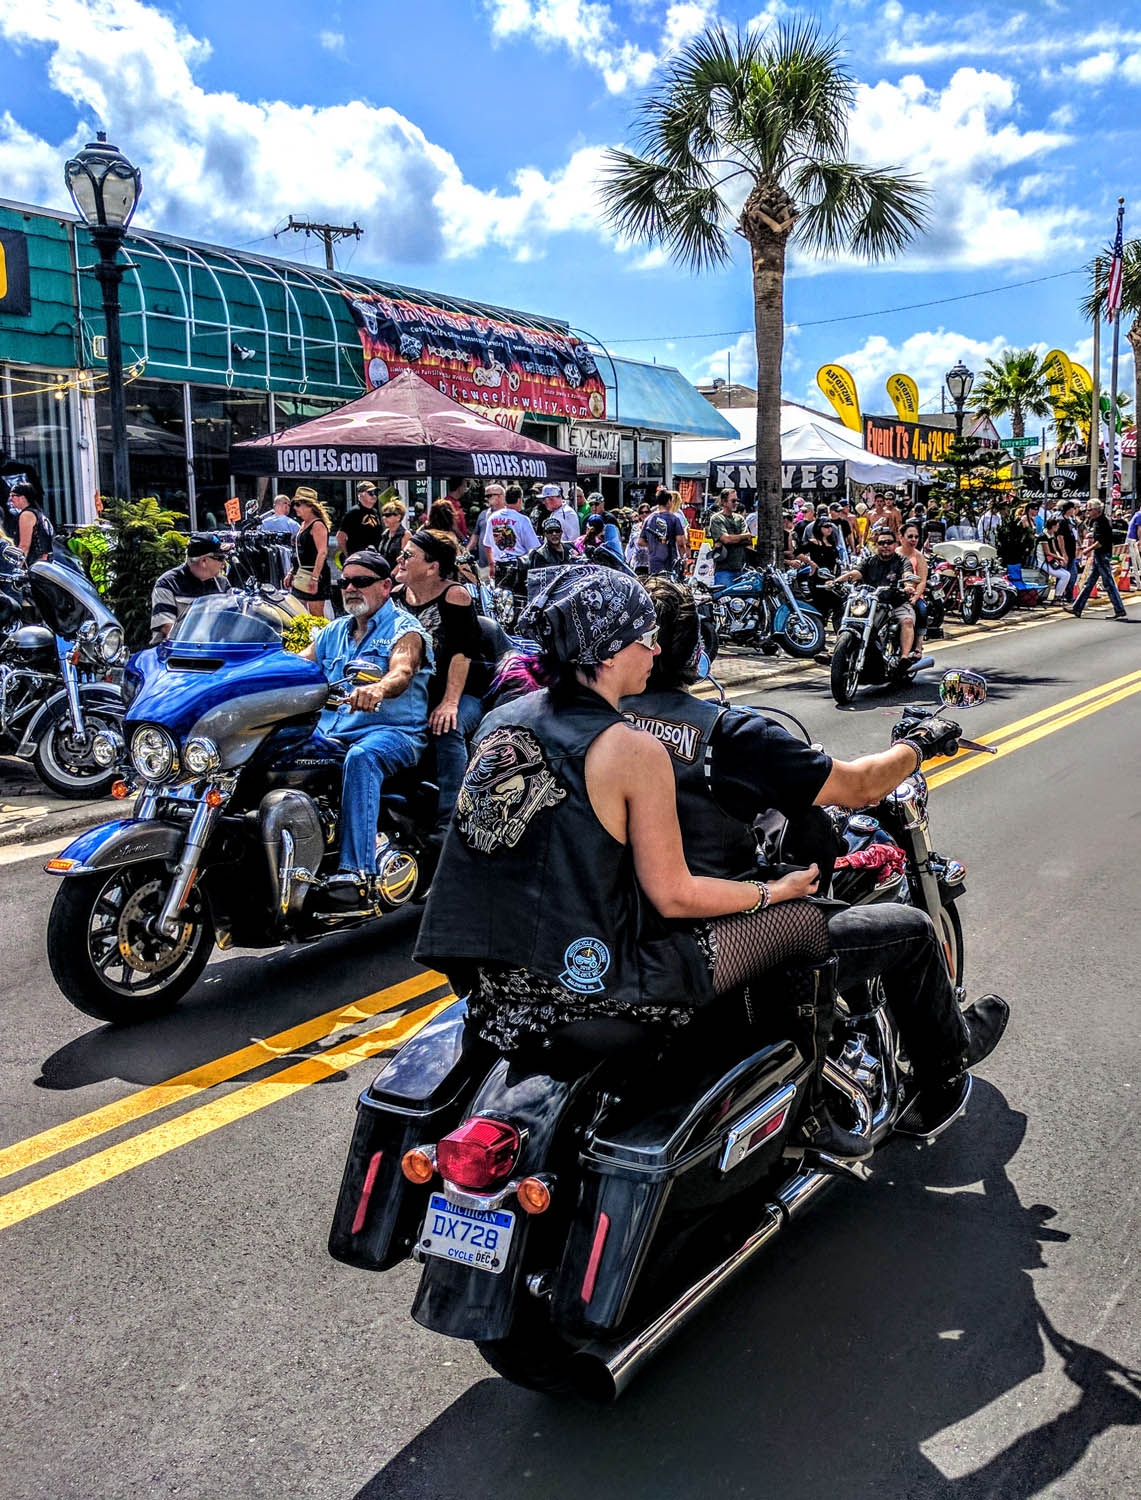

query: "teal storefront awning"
left=603, top=356, right=738, bottom=439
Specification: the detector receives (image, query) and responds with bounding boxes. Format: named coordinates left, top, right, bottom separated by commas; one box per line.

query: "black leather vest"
left=415, top=685, right=708, bottom=1006
left=622, top=688, right=759, bottom=880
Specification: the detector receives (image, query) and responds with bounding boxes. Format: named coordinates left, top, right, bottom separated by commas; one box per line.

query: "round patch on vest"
left=560, top=936, right=611, bottom=994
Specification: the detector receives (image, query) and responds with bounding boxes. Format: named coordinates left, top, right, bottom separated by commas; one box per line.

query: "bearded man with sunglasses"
left=301, top=548, right=433, bottom=906
left=840, top=527, right=918, bottom=658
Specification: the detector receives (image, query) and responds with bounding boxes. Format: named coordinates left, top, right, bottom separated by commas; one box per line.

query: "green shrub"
left=99, top=496, right=188, bottom=648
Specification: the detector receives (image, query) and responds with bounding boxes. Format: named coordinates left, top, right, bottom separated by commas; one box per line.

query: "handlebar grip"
left=956, top=735, right=998, bottom=756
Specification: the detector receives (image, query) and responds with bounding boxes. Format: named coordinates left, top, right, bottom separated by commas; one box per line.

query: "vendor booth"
left=707, top=415, right=914, bottom=507
left=230, top=370, right=577, bottom=483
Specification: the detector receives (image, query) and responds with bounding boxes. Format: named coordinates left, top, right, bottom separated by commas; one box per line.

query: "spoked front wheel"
left=33, top=707, right=121, bottom=799
left=776, top=611, right=826, bottom=658
left=830, top=633, right=862, bottom=705
left=47, top=861, right=215, bottom=1024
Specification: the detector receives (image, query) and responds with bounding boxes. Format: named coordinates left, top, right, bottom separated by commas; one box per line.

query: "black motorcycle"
left=0, top=547, right=126, bottom=797
left=830, top=575, right=934, bottom=706
left=44, top=589, right=439, bottom=1024
left=329, top=673, right=1000, bottom=1401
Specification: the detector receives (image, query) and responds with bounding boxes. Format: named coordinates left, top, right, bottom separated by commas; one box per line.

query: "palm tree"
left=1080, top=239, right=1141, bottom=454
left=969, top=349, right=1053, bottom=439
left=599, top=23, right=930, bottom=561
left=1053, top=387, right=1131, bottom=450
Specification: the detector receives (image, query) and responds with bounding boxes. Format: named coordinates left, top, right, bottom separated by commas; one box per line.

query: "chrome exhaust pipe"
left=571, top=1170, right=835, bottom=1402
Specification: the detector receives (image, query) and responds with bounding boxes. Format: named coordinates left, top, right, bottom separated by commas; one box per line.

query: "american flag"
left=1105, top=206, right=1124, bottom=322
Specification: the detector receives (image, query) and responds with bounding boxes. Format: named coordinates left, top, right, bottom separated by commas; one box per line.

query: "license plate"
left=419, top=1193, right=515, bottom=1275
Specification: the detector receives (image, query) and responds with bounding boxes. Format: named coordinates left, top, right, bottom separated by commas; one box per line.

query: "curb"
left=0, top=796, right=118, bottom=852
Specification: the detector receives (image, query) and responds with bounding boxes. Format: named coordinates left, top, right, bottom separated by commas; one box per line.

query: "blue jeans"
left=714, top=568, right=744, bottom=589
left=1065, top=558, right=1079, bottom=601
left=432, top=692, right=484, bottom=829
left=337, top=724, right=424, bottom=874
left=1073, top=553, right=1125, bottom=616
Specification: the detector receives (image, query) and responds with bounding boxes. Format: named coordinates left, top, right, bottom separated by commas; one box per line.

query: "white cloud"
left=1065, top=50, right=1118, bottom=84
left=883, top=15, right=1141, bottom=68
left=0, top=0, right=609, bottom=265
left=834, top=68, right=1086, bottom=271
left=319, top=31, right=345, bottom=53
left=807, top=329, right=1010, bottom=415
left=482, top=0, right=717, bottom=93
left=689, top=330, right=758, bottom=387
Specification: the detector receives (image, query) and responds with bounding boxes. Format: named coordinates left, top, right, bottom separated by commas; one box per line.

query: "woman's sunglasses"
left=636, top=627, right=659, bottom=650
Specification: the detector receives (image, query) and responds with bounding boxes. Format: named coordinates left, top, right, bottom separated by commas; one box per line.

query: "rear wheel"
left=476, top=1305, right=580, bottom=1397
left=830, top=632, right=861, bottom=705
left=47, top=861, right=215, bottom=1024
left=776, top=611, right=826, bottom=658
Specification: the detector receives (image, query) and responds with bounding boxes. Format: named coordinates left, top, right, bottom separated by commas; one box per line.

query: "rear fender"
left=44, top=818, right=183, bottom=875
left=411, top=1053, right=604, bottom=1342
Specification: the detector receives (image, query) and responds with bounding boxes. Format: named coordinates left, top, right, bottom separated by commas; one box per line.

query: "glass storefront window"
left=637, top=438, right=664, bottom=480
left=95, top=377, right=189, bottom=519
left=620, top=437, right=635, bottom=479
left=2, top=366, right=80, bottom=526
left=191, top=389, right=270, bottom=528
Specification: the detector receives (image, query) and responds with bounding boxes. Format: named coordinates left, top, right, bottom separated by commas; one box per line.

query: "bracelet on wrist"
left=900, top=739, right=924, bottom=775
left=742, top=880, right=770, bottom=914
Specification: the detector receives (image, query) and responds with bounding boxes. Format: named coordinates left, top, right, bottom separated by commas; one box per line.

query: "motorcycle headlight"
left=96, top=623, right=126, bottom=666
left=91, top=730, right=124, bottom=769
left=183, top=736, right=221, bottom=777
left=130, top=725, right=179, bottom=783
left=848, top=597, right=870, bottom=618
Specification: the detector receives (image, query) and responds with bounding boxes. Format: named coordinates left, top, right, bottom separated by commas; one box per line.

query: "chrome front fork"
left=156, top=796, right=221, bottom=939
left=59, top=652, right=87, bottom=741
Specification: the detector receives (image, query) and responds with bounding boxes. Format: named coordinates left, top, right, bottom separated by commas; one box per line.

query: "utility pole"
left=280, top=216, right=362, bottom=270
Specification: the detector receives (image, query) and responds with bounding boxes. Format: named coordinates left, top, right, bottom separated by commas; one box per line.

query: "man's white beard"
left=346, top=599, right=372, bottom=619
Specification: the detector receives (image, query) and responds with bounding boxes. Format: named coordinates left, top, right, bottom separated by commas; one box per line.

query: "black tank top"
left=414, top=684, right=710, bottom=1008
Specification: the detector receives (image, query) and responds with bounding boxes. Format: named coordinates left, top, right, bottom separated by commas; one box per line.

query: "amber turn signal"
left=111, top=780, right=131, bottom=799
left=401, top=1147, right=435, bottom=1184
left=205, top=788, right=225, bottom=808
left=516, top=1177, right=552, bottom=1215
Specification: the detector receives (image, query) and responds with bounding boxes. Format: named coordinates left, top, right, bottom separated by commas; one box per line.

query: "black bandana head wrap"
left=519, top=564, right=656, bottom=666
left=343, top=548, right=391, bottom=581
left=409, top=528, right=459, bottom=576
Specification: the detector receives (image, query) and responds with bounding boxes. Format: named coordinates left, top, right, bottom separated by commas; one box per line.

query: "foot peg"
left=801, top=1150, right=873, bottom=1182
left=895, top=1073, right=972, bottom=1141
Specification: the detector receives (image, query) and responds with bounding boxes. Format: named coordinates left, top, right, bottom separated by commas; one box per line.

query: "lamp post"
left=945, top=360, right=974, bottom=438
left=65, top=132, right=142, bottom=504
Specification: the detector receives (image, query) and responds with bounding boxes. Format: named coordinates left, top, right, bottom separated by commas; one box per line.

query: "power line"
left=601, top=266, right=1086, bottom=345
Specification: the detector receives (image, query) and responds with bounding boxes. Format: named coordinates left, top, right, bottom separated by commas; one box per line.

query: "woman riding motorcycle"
left=413, top=564, right=867, bottom=1158
left=620, top=579, right=1009, bottom=1136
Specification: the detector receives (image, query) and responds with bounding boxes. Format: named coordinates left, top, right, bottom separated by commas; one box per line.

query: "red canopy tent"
left=230, top=371, right=577, bottom=483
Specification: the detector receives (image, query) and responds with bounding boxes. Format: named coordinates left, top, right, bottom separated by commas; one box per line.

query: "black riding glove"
left=891, top=717, right=962, bottom=762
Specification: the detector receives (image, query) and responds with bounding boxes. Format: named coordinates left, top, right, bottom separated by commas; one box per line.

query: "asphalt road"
left=2, top=603, right=1139, bottom=1499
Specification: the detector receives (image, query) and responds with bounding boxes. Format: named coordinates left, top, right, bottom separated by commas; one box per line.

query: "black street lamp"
left=945, top=360, right=974, bottom=439
left=65, top=132, right=142, bottom=504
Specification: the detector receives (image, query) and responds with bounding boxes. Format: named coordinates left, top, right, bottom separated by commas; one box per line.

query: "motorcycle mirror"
left=938, top=669, right=987, bottom=709
left=344, top=658, right=385, bottom=685
left=695, top=650, right=711, bottom=679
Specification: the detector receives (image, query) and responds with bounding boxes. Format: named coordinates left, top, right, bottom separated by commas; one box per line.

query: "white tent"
left=779, top=416, right=916, bottom=485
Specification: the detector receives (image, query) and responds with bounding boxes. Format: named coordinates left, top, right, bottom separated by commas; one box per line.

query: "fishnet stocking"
left=709, top=898, right=831, bottom=995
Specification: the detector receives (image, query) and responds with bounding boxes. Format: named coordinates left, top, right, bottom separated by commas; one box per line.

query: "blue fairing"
left=124, top=639, right=327, bottom=740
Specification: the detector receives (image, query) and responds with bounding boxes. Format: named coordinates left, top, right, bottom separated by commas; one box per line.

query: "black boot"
left=895, top=994, right=1009, bottom=1139
left=793, top=960, right=873, bottom=1164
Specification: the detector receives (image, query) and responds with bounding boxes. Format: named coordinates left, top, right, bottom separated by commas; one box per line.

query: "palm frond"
left=599, top=148, right=732, bottom=272
left=792, top=160, right=930, bottom=259
left=748, top=19, right=852, bottom=173
left=1080, top=238, right=1141, bottom=321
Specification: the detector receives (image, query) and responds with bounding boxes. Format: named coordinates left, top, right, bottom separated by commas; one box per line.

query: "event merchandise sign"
left=345, top=292, right=606, bottom=423
left=570, top=425, right=620, bottom=470
left=863, top=415, right=955, bottom=465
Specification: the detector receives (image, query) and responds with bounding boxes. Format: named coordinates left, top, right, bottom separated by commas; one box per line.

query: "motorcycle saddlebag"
left=552, top=1031, right=806, bottom=1337
left=328, top=997, right=486, bottom=1272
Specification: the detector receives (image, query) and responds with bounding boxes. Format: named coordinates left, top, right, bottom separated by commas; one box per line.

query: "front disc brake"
left=116, top=879, right=194, bottom=973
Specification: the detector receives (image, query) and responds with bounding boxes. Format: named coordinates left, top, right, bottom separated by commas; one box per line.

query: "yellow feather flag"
left=816, top=364, right=862, bottom=431
left=885, top=373, right=920, bottom=424
left=1068, top=361, right=1092, bottom=393
left=1041, top=348, right=1073, bottom=424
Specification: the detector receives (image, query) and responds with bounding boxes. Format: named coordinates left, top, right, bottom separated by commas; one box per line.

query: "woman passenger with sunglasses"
left=392, top=528, right=486, bottom=827
left=415, top=565, right=820, bottom=1056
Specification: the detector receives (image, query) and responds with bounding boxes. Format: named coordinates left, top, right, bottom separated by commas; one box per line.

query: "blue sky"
left=1, top=0, right=1138, bottom=428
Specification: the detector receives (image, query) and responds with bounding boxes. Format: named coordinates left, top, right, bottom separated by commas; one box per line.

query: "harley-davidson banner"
left=345, top=292, right=606, bottom=423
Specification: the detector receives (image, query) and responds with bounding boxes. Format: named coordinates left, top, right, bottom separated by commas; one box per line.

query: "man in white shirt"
left=488, top=485, right=540, bottom=576
left=260, top=494, right=300, bottom=535
left=472, top=483, right=508, bottom=572
left=538, top=483, right=581, bottom=541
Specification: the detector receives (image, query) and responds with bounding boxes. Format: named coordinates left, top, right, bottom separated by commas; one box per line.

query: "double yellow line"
left=926, top=666, right=1141, bottom=790
left=0, top=971, right=453, bottom=1233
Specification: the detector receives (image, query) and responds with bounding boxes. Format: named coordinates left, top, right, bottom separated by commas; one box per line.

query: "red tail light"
left=436, top=1118, right=521, bottom=1191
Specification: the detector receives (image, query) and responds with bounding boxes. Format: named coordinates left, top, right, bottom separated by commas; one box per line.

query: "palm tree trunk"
left=739, top=179, right=795, bottom=565
left=1011, top=404, right=1024, bottom=440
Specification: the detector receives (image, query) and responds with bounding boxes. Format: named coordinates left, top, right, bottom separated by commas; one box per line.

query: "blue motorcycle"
left=704, top=563, right=826, bottom=658
left=44, top=590, right=437, bottom=1024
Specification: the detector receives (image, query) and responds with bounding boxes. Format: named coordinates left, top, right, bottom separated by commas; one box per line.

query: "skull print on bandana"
left=455, top=725, right=567, bottom=854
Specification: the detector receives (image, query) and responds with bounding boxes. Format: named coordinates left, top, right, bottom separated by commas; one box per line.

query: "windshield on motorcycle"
left=169, top=594, right=285, bottom=647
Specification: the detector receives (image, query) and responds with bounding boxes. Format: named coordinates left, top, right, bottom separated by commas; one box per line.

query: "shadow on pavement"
left=35, top=902, right=427, bottom=1091
left=354, top=1082, right=1140, bottom=1500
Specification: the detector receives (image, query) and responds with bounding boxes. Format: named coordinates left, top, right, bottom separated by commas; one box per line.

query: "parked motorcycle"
left=929, top=542, right=986, bottom=625
left=44, top=588, right=438, bottom=1024
left=829, top=576, right=934, bottom=705
left=977, top=554, right=1017, bottom=619
left=0, top=548, right=126, bottom=797
left=709, top=564, right=826, bottom=658
left=328, top=671, right=999, bottom=1400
